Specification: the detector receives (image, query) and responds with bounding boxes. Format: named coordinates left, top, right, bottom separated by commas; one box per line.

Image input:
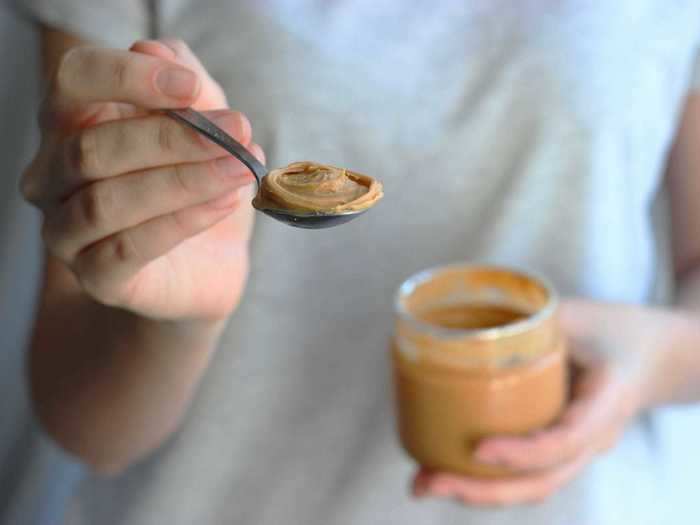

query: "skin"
left=22, top=29, right=700, bottom=504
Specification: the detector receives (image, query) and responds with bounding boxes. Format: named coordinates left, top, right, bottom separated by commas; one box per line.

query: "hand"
left=412, top=299, right=665, bottom=506
left=21, top=39, right=264, bottom=321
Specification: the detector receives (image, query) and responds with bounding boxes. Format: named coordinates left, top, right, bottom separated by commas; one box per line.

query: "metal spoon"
left=166, top=108, right=368, bottom=229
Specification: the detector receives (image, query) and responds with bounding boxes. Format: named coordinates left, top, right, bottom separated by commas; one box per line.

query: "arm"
left=647, top=92, right=700, bottom=406
left=25, top=29, right=261, bottom=475
left=30, top=259, right=226, bottom=475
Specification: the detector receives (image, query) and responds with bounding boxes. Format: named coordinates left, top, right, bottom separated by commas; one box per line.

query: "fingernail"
left=156, top=67, right=198, bottom=99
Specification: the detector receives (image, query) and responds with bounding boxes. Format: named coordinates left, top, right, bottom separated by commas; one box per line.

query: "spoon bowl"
left=167, top=108, right=371, bottom=230
left=255, top=205, right=367, bottom=229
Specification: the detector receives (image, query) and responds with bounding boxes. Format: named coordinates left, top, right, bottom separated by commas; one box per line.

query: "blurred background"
left=0, top=3, right=82, bottom=524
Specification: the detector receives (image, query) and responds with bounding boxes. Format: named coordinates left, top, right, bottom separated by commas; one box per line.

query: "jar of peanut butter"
left=391, top=265, right=568, bottom=478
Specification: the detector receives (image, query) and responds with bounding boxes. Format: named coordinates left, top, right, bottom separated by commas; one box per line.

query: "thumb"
left=130, top=39, right=228, bottom=109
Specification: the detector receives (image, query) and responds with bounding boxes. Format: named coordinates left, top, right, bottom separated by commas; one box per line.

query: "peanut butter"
left=252, top=161, right=383, bottom=213
left=417, top=304, right=528, bottom=330
left=392, top=266, right=568, bottom=478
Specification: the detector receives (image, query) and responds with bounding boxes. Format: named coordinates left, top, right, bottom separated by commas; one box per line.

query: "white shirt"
left=8, top=1, right=700, bottom=524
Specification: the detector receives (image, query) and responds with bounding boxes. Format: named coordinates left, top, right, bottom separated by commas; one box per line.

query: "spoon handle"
left=165, top=108, right=266, bottom=188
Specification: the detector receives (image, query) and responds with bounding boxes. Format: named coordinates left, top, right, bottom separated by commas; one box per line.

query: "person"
left=10, top=1, right=700, bottom=523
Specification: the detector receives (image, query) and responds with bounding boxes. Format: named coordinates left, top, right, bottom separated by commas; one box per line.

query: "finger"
left=52, top=110, right=251, bottom=199
left=421, top=451, right=593, bottom=506
left=249, top=142, right=266, bottom=166
left=130, top=40, right=179, bottom=61
left=52, top=47, right=201, bottom=110
left=82, top=102, right=150, bottom=125
left=44, top=156, right=253, bottom=261
left=73, top=191, right=242, bottom=307
left=474, top=365, right=611, bottom=471
left=40, top=99, right=150, bottom=132
left=411, top=467, right=436, bottom=498
left=131, top=40, right=228, bottom=109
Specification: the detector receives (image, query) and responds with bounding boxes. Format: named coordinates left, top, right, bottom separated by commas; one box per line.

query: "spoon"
left=166, top=108, right=368, bottom=229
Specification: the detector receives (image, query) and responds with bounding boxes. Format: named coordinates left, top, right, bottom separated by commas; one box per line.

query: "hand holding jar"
left=409, top=298, right=682, bottom=506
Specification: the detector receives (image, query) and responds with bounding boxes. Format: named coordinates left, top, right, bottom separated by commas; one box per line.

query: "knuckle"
left=74, top=235, right=138, bottom=306
left=107, top=122, right=130, bottom=163
left=169, top=208, right=191, bottom=235
left=20, top=149, right=56, bottom=206
left=155, top=117, right=179, bottom=154
left=79, top=183, right=114, bottom=229
left=54, top=47, right=93, bottom=99
left=53, top=47, right=80, bottom=97
left=109, top=57, right=130, bottom=91
left=110, top=231, right=139, bottom=266
left=169, top=163, right=195, bottom=197
left=71, top=130, right=102, bottom=177
left=19, top=170, right=39, bottom=203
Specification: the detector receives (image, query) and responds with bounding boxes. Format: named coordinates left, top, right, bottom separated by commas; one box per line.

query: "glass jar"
left=391, top=265, right=568, bottom=478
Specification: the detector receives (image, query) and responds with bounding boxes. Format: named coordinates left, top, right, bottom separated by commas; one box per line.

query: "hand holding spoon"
left=166, top=109, right=382, bottom=229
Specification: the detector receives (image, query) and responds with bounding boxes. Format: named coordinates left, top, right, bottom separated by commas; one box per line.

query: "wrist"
left=128, top=309, right=228, bottom=352
left=637, top=308, right=700, bottom=410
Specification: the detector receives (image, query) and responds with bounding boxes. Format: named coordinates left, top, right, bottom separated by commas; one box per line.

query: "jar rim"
left=394, top=263, right=559, bottom=341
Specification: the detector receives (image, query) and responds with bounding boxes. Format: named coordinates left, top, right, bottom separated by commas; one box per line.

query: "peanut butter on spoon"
left=166, top=108, right=382, bottom=228
left=253, top=161, right=383, bottom=214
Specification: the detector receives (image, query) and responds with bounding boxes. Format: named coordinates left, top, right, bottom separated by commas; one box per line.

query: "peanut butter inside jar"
left=392, top=265, right=568, bottom=478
